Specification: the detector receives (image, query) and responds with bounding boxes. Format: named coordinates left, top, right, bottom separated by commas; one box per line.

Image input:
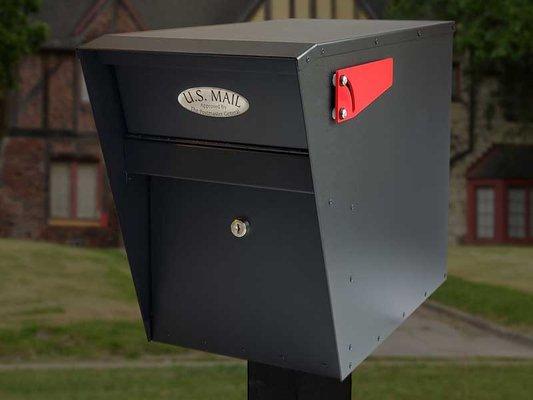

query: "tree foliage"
left=0, top=0, right=48, bottom=95
left=386, top=0, right=533, bottom=124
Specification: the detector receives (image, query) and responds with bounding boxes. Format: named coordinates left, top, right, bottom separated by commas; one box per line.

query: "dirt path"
left=375, top=304, right=533, bottom=358
left=1, top=358, right=531, bottom=371
left=0, top=358, right=243, bottom=371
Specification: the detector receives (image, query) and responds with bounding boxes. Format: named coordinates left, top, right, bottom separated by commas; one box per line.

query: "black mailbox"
left=78, top=19, right=453, bottom=380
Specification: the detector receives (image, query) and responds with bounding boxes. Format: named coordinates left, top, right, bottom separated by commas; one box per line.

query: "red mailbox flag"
left=334, top=58, right=394, bottom=123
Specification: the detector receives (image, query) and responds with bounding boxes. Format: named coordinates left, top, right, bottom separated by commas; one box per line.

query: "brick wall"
left=48, top=54, right=75, bottom=130
left=0, top=135, right=120, bottom=246
left=0, top=137, right=47, bottom=238
left=14, top=2, right=529, bottom=247
left=16, top=56, right=43, bottom=128
left=0, top=0, right=145, bottom=247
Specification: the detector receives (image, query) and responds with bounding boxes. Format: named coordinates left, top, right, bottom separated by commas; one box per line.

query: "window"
left=77, top=163, right=99, bottom=219
left=49, top=161, right=101, bottom=223
left=249, top=0, right=361, bottom=20
left=476, top=187, right=495, bottom=239
left=506, top=186, right=533, bottom=239
left=49, top=162, right=71, bottom=218
left=507, top=188, right=526, bottom=238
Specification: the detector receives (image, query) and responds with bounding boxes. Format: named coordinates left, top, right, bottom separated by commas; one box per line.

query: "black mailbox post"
left=79, top=19, right=453, bottom=397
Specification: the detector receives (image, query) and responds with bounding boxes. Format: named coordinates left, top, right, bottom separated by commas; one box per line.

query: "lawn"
left=436, top=245, right=533, bottom=334
left=431, top=276, right=533, bottom=333
left=0, top=239, right=532, bottom=361
left=447, top=245, right=533, bottom=294
left=0, top=362, right=532, bottom=400
left=0, top=239, right=137, bottom=330
left=0, top=239, right=184, bottom=360
left=0, top=320, right=187, bottom=360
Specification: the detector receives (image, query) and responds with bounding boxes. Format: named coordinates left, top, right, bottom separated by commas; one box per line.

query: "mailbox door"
left=150, top=178, right=339, bottom=377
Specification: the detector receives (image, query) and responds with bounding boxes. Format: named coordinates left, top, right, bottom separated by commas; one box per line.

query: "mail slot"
left=78, top=19, right=454, bottom=381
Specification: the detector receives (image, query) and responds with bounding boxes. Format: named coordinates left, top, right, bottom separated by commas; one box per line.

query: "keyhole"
left=231, top=218, right=249, bottom=238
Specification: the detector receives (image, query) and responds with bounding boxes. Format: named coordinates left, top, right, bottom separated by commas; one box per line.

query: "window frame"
left=467, top=180, right=501, bottom=243
left=48, top=159, right=105, bottom=227
left=503, top=180, right=533, bottom=242
left=467, top=179, right=533, bottom=244
left=475, top=186, right=496, bottom=239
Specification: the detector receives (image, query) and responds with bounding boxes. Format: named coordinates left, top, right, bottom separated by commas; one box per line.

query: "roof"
left=80, top=19, right=453, bottom=63
left=467, top=144, right=533, bottom=180
left=37, top=0, right=261, bottom=50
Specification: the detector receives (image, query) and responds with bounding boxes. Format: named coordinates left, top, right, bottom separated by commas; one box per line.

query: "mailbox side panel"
left=299, top=32, right=453, bottom=379
left=79, top=51, right=152, bottom=338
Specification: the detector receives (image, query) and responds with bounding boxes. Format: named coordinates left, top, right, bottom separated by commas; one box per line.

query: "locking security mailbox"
left=78, top=19, right=453, bottom=381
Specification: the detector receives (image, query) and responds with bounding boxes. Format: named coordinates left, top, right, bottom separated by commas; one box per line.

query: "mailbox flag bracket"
left=333, top=58, right=394, bottom=123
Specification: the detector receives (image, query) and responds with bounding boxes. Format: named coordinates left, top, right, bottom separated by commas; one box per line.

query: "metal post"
left=248, top=362, right=352, bottom=400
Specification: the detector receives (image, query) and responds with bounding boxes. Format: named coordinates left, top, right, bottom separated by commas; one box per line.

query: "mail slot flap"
left=124, top=138, right=314, bottom=193
left=113, top=55, right=308, bottom=149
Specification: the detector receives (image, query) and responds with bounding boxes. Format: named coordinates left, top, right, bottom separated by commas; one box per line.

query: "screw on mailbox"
left=339, top=75, right=348, bottom=86
left=339, top=108, right=348, bottom=119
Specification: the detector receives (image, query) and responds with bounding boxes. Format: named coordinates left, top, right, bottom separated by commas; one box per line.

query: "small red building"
left=466, top=144, right=533, bottom=244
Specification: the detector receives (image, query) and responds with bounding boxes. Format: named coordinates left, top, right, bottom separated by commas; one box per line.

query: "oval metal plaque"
left=178, top=87, right=249, bottom=118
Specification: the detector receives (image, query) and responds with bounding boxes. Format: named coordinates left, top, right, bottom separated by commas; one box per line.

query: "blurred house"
left=0, top=0, right=382, bottom=246
left=448, top=70, right=533, bottom=244
left=0, top=0, right=264, bottom=246
left=464, top=145, right=533, bottom=244
left=2, top=0, right=526, bottom=247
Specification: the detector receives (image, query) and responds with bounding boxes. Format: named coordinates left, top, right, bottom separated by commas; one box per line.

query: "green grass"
left=0, top=239, right=138, bottom=330
left=0, top=362, right=532, bottom=400
left=448, top=246, right=533, bottom=294
left=1, top=239, right=532, bottom=361
left=437, top=245, right=533, bottom=333
left=0, top=239, right=189, bottom=361
left=431, top=275, right=533, bottom=333
left=0, top=320, right=185, bottom=360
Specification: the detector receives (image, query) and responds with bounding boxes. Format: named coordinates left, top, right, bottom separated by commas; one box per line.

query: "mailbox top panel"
left=81, top=19, right=453, bottom=67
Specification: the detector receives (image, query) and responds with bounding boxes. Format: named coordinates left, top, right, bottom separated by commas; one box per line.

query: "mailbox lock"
left=231, top=218, right=250, bottom=238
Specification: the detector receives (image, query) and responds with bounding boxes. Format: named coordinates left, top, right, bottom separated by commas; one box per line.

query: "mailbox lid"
left=79, top=19, right=453, bottom=149
left=81, top=19, right=453, bottom=64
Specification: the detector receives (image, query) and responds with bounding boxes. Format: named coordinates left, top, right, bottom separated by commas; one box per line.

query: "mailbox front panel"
left=113, top=55, right=307, bottom=149
left=150, top=178, right=339, bottom=377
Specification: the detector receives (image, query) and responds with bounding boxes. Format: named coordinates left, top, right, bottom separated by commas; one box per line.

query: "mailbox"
left=78, top=19, right=453, bottom=380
